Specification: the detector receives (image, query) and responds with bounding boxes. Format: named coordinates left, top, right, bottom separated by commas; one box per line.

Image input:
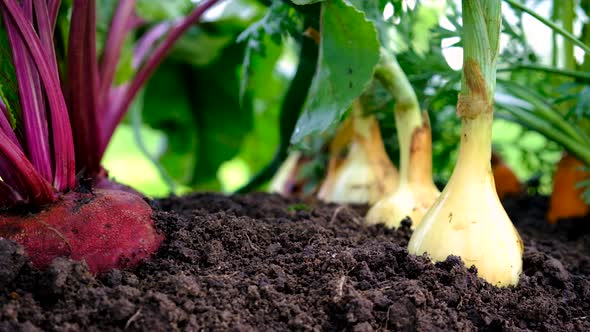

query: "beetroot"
left=0, top=0, right=219, bottom=275
left=0, top=189, right=163, bottom=274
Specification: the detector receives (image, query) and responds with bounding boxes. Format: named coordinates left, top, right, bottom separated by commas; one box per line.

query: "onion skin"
left=318, top=111, right=398, bottom=205
left=408, top=114, right=523, bottom=287
left=366, top=113, right=439, bottom=229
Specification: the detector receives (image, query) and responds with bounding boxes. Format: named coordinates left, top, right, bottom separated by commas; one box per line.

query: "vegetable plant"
left=365, top=51, right=439, bottom=229
left=0, top=0, right=219, bottom=273
left=408, top=0, right=523, bottom=286
left=317, top=99, right=398, bottom=204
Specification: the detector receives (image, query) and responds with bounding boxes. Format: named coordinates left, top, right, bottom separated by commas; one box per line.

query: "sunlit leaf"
left=136, top=0, right=193, bottom=21
left=240, top=33, right=283, bottom=105
left=291, top=0, right=380, bottom=143
left=291, top=0, right=325, bottom=5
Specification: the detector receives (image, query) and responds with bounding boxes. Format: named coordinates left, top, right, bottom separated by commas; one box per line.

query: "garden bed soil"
left=0, top=192, right=589, bottom=331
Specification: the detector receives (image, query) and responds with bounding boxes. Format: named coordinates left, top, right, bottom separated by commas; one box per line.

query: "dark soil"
left=1, top=193, right=589, bottom=331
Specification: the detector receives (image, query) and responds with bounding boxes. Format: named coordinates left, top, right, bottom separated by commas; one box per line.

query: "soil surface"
left=0, top=193, right=589, bottom=331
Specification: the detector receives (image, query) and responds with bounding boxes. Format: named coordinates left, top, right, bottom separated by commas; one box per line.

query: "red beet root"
left=0, top=189, right=163, bottom=273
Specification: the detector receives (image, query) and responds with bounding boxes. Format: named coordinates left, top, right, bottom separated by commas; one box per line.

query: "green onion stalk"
left=408, top=0, right=523, bottom=287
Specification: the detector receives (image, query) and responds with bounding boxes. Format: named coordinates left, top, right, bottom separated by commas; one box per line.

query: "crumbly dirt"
left=0, top=193, right=589, bottom=331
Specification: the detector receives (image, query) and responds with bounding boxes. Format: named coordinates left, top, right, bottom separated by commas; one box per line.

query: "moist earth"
left=0, top=193, right=589, bottom=331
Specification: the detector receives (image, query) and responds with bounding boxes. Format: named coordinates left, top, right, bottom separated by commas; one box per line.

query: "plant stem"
left=3, top=5, right=53, bottom=182
left=99, top=0, right=136, bottom=103
left=505, top=0, right=590, bottom=55
left=374, top=50, right=423, bottom=184
left=0, top=130, right=56, bottom=205
left=48, top=0, right=61, bottom=28
left=132, top=22, right=172, bottom=69
left=0, top=106, right=20, bottom=148
left=461, top=0, right=500, bottom=101
left=350, top=99, right=372, bottom=138
left=455, top=0, right=501, bottom=167
left=0, top=0, right=76, bottom=190
left=35, top=0, right=59, bottom=78
left=454, top=114, right=494, bottom=184
left=551, top=0, right=558, bottom=67
left=67, top=0, right=102, bottom=177
left=581, top=0, right=590, bottom=70
left=563, top=0, right=576, bottom=70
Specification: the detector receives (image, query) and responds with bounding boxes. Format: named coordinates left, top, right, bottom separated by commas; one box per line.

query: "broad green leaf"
left=239, top=33, right=283, bottom=104
left=346, top=0, right=391, bottom=22
left=237, top=1, right=303, bottom=45
left=347, top=0, right=439, bottom=55
left=291, top=0, right=380, bottom=143
left=346, top=0, right=400, bottom=43
left=237, top=1, right=301, bottom=102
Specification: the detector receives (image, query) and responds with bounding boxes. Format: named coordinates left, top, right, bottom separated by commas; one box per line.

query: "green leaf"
left=237, top=1, right=303, bottom=45
left=346, top=0, right=391, bottom=22
left=136, top=0, right=193, bottom=22
left=346, top=0, right=402, bottom=49
left=0, top=27, right=20, bottom=128
left=239, top=32, right=283, bottom=105
left=237, top=1, right=302, bottom=105
left=141, top=62, right=196, bottom=183
left=188, top=43, right=254, bottom=188
left=113, top=36, right=135, bottom=85
left=95, top=0, right=120, bottom=55
left=209, top=0, right=265, bottom=27
left=291, top=0, right=325, bottom=4
left=411, top=3, right=442, bottom=56
left=290, top=0, right=380, bottom=143
left=168, top=0, right=265, bottom=68
left=142, top=43, right=253, bottom=190
left=170, top=26, right=235, bottom=67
